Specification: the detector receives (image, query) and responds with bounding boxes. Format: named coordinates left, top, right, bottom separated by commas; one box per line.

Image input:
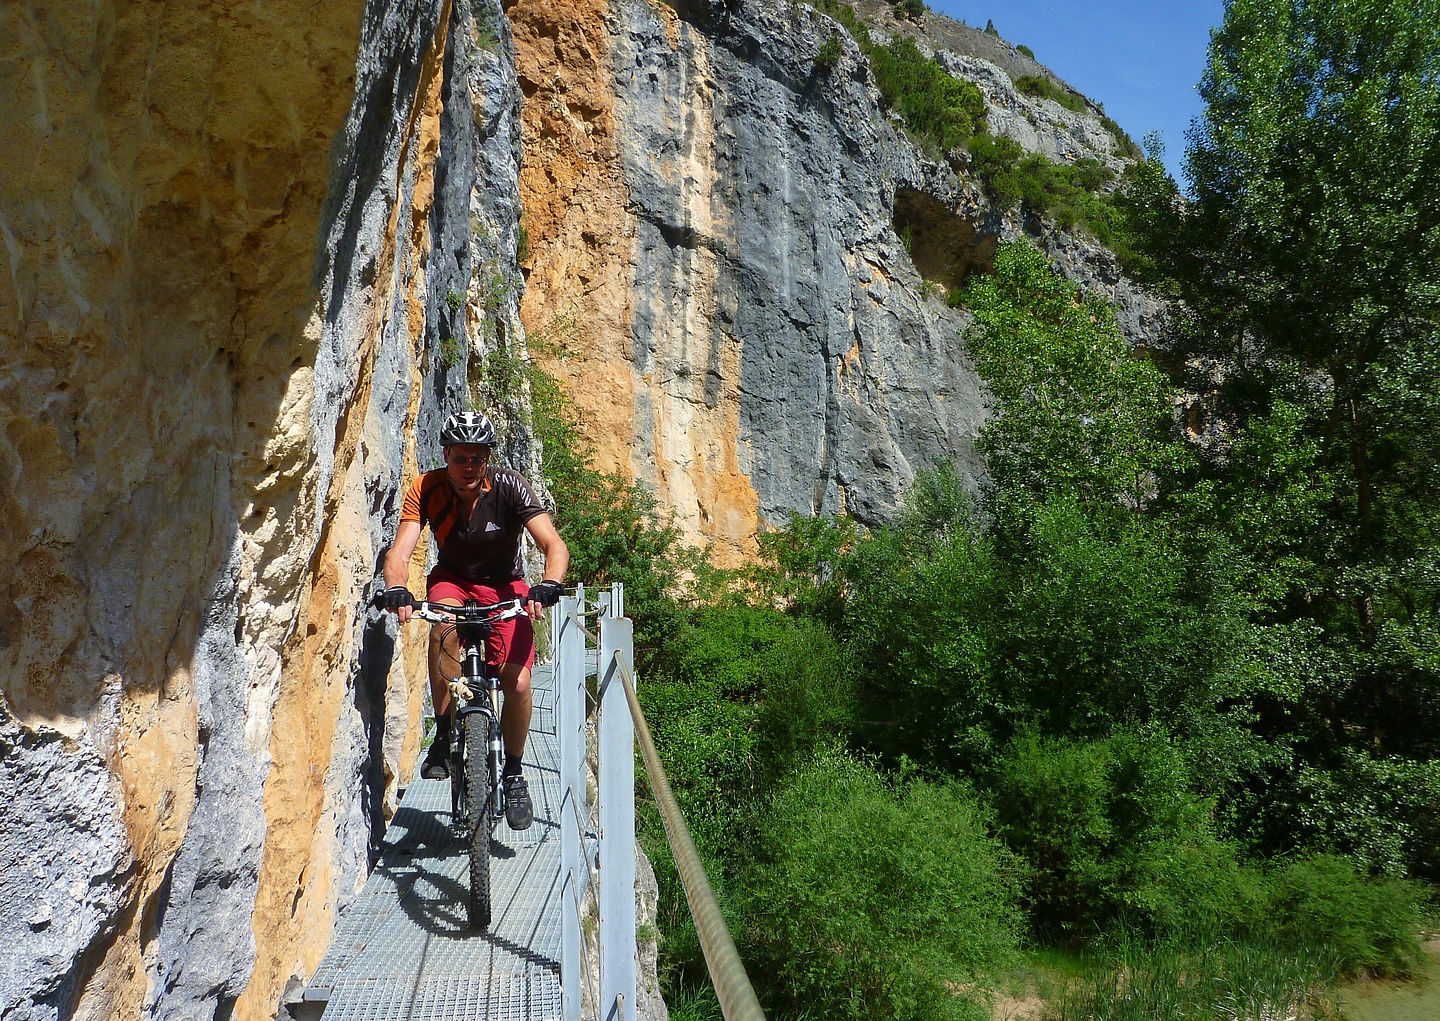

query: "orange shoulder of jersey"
left=399, top=471, right=460, bottom=543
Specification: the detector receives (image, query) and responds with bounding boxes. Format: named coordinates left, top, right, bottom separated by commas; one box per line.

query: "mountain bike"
left=411, top=598, right=529, bottom=930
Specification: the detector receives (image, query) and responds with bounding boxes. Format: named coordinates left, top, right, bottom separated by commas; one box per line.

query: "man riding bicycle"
left=379, top=411, right=569, bottom=831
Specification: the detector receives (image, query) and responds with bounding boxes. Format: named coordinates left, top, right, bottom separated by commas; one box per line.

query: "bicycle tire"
left=464, top=716, right=494, bottom=929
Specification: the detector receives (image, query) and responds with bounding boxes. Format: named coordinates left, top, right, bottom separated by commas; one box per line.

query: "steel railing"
left=551, top=584, right=766, bottom=1021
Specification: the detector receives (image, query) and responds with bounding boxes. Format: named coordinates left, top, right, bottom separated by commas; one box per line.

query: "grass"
left=1006, top=941, right=1340, bottom=1021
left=1334, top=938, right=1440, bottom=1021
left=664, top=981, right=724, bottom=1021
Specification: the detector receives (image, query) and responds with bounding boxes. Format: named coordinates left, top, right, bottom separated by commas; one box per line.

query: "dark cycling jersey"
left=399, top=467, right=545, bottom=583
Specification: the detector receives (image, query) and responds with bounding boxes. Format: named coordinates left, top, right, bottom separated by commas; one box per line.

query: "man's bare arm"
left=383, top=519, right=424, bottom=623
left=523, top=513, right=569, bottom=619
left=525, top=513, right=569, bottom=583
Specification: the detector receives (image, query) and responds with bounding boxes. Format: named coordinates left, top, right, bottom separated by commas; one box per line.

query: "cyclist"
left=378, top=411, right=568, bottom=831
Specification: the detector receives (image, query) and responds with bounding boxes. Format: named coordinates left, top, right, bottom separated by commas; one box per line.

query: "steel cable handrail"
left=607, top=650, right=767, bottom=1021
left=568, top=613, right=599, bottom=645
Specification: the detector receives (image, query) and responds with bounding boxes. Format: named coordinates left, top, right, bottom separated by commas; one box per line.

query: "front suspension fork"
left=487, top=678, right=504, bottom=820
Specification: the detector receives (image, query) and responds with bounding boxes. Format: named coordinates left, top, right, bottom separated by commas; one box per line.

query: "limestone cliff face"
left=0, top=0, right=527, bottom=1017
left=515, top=0, right=991, bottom=561
left=514, top=0, right=1158, bottom=558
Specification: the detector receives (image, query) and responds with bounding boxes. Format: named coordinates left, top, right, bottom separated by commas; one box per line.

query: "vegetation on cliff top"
left=815, top=0, right=1142, bottom=247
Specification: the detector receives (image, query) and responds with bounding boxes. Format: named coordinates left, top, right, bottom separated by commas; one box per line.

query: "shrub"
left=814, top=32, right=843, bottom=71
left=840, top=488, right=1001, bottom=769
left=965, top=132, right=1026, bottom=207
left=1291, top=750, right=1440, bottom=881
left=815, top=1, right=986, bottom=152
left=439, top=334, right=465, bottom=367
left=752, top=619, right=856, bottom=779
left=869, top=35, right=987, bottom=152
left=1016, top=43, right=1035, bottom=59
left=1099, top=112, right=1142, bottom=156
left=991, top=731, right=1244, bottom=939
left=1266, top=855, right=1423, bottom=977
left=1014, top=74, right=1089, bottom=115
left=991, top=500, right=1251, bottom=740
left=967, top=136, right=1123, bottom=235
left=639, top=607, right=856, bottom=996
left=753, top=510, right=857, bottom=628
left=743, top=749, right=1022, bottom=1020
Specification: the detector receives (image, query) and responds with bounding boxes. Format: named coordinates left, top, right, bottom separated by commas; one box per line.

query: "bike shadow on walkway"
left=382, top=825, right=554, bottom=941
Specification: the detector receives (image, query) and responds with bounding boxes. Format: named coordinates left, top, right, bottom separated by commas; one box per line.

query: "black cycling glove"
left=527, top=580, right=564, bottom=607
left=380, top=586, right=415, bottom=611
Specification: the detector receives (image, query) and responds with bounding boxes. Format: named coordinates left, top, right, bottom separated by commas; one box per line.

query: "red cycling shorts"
left=425, top=567, right=535, bottom=671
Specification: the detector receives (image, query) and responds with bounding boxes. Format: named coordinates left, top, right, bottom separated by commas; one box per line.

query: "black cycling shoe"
left=504, top=773, right=533, bottom=830
left=420, top=740, right=449, bottom=780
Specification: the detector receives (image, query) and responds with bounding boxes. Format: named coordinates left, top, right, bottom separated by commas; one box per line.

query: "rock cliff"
left=1, top=0, right=529, bottom=1016
left=514, top=0, right=1160, bottom=561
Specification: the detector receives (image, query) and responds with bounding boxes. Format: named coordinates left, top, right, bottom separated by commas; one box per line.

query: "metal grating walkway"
left=306, top=665, right=578, bottom=1021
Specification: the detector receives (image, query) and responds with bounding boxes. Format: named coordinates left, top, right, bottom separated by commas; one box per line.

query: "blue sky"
left=929, top=1, right=1228, bottom=185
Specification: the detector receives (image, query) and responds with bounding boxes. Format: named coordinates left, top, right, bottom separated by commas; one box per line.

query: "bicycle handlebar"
left=410, top=599, right=528, bottom=625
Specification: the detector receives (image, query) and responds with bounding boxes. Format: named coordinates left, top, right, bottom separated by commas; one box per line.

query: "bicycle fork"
left=455, top=647, right=506, bottom=825
left=485, top=670, right=504, bottom=821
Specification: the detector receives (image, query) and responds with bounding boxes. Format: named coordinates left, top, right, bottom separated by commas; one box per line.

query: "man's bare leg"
left=426, top=596, right=465, bottom=715
left=419, top=597, right=464, bottom=779
left=498, top=664, right=532, bottom=761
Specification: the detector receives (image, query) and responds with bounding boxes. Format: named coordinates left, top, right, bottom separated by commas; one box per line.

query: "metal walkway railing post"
left=598, top=612, right=636, bottom=1021
left=555, top=586, right=586, bottom=1021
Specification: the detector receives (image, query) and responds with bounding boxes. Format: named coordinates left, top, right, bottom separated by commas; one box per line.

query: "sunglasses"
left=449, top=454, right=488, bottom=467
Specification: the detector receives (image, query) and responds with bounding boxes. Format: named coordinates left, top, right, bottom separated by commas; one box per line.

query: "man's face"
left=444, top=444, right=490, bottom=493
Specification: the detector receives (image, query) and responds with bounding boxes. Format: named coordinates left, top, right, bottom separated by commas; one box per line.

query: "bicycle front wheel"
left=464, top=717, right=494, bottom=929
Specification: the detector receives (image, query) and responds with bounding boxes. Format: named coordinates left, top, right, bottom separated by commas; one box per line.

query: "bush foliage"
left=816, top=0, right=985, bottom=152
left=606, top=238, right=1429, bottom=1017
left=531, top=1, right=1440, bottom=1013
left=743, top=750, right=1020, bottom=1021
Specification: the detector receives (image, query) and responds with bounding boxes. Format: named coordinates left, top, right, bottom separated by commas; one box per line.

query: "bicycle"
left=411, top=597, right=529, bottom=930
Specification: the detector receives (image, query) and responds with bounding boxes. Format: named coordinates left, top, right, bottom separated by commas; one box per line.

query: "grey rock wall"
left=0, top=0, right=529, bottom=1016
left=613, top=0, right=991, bottom=527
left=1018, top=218, right=1171, bottom=349
left=0, top=714, right=133, bottom=1020
left=939, top=53, right=1129, bottom=174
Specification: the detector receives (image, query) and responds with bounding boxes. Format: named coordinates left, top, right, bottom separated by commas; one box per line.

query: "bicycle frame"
left=452, top=635, right=504, bottom=831
left=406, top=597, right=528, bottom=929
left=412, top=599, right=526, bottom=831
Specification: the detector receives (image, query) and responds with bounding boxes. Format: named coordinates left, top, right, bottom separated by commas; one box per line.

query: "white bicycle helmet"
left=440, top=411, right=497, bottom=447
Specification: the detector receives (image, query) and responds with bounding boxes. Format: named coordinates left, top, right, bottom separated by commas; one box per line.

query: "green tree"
left=1126, top=0, right=1440, bottom=766
left=960, top=241, right=1188, bottom=521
